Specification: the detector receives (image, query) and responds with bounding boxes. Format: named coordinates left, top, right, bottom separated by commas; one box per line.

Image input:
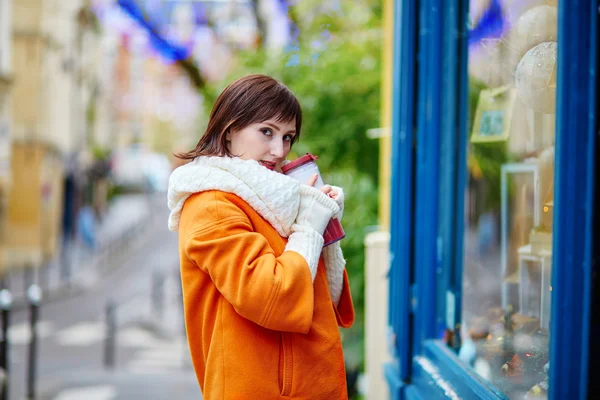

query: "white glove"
left=329, top=186, right=344, bottom=222
left=284, top=185, right=339, bottom=281
left=295, top=185, right=339, bottom=235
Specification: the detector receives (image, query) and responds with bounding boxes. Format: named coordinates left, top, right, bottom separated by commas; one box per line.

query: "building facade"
left=0, top=0, right=12, bottom=274
left=6, top=0, right=103, bottom=270
left=384, top=0, right=598, bottom=399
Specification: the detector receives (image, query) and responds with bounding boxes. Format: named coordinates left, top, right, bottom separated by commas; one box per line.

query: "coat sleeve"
left=181, top=191, right=315, bottom=334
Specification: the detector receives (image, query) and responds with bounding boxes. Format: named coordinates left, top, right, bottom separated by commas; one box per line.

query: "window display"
left=459, top=1, right=558, bottom=399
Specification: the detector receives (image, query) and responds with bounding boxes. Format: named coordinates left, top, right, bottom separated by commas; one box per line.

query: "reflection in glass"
left=458, top=1, right=557, bottom=399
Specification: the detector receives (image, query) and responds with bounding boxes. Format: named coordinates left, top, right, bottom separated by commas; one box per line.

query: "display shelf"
left=500, top=162, right=540, bottom=310
left=504, top=271, right=520, bottom=284
left=517, top=245, right=552, bottom=330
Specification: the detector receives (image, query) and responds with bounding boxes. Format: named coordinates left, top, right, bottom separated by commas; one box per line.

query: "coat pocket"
left=278, top=332, right=293, bottom=396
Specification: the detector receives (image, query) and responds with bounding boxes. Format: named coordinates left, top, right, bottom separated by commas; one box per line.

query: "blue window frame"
left=385, top=0, right=417, bottom=396
left=386, top=0, right=599, bottom=398
left=548, top=1, right=598, bottom=397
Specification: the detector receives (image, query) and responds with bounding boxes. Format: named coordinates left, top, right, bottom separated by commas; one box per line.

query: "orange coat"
left=178, top=190, right=355, bottom=399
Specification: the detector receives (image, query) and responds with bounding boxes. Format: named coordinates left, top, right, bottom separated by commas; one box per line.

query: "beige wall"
left=41, top=0, right=89, bottom=155
left=0, top=0, right=13, bottom=75
left=12, top=0, right=101, bottom=155
left=0, top=83, right=13, bottom=271
left=0, top=86, right=11, bottom=191
left=92, top=33, right=119, bottom=151
left=11, top=0, right=45, bottom=143
left=5, top=0, right=102, bottom=272
left=364, top=231, right=391, bottom=400
left=0, top=0, right=13, bottom=273
left=0, top=0, right=13, bottom=186
left=11, top=32, right=43, bottom=141
left=13, top=0, right=43, bottom=36
left=4, top=142, right=63, bottom=270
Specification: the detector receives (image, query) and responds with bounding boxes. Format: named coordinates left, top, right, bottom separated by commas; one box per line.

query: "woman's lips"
left=260, top=161, right=276, bottom=170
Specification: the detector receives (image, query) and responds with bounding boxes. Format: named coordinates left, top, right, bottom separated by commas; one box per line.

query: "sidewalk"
left=1, top=193, right=161, bottom=310
left=31, top=214, right=205, bottom=400
left=38, top=326, right=202, bottom=400
left=37, top=324, right=202, bottom=400
left=40, top=368, right=202, bottom=400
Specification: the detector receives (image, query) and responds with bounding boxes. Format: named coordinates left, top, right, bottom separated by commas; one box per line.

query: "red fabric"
left=333, top=270, right=354, bottom=329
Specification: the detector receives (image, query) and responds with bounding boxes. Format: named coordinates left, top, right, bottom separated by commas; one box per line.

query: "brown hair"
left=177, top=74, right=302, bottom=160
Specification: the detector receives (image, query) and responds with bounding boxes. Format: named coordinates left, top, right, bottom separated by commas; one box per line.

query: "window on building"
left=458, top=2, right=558, bottom=399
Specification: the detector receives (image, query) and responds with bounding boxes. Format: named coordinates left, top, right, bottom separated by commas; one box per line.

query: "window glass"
left=458, top=1, right=557, bottom=398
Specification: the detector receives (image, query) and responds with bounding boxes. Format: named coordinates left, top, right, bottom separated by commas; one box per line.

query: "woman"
left=168, top=74, right=354, bottom=399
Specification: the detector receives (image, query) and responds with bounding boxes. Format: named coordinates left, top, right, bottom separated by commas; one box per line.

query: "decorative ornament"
left=470, top=86, right=517, bottom=143
left=501, top=354, right=524, bottom=378
left=511, top=5, right=558, bottom=61
left=526, top=379, right=549, bottom=399
left=515, top=42, right=557, bottom=114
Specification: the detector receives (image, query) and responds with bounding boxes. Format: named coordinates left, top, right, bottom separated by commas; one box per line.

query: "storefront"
left=385, top=1, right=598, bottom=399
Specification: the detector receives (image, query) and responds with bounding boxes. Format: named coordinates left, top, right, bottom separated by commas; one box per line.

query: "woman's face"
left=227, top=119, right=297, bottom=170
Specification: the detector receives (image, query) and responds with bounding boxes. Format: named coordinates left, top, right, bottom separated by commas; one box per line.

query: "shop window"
left=458, top=1, right=557, bottom=399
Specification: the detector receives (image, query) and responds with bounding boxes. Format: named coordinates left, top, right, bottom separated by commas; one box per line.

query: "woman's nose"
left=270, top=140, right=285, bottom=158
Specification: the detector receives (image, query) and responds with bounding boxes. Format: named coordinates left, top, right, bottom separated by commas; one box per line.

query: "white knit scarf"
left=167, top=155, right=347, bottom=305
left=167, top=156, right=301, bottom=237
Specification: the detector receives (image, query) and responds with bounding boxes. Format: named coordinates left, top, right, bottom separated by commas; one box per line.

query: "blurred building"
left=5, top=0, right=105, bottom=271
left=0, top=0, right=300, bottom=274
left=96, top=0, right=293, bottom=160
left=0, top=0, right=13, bottom=275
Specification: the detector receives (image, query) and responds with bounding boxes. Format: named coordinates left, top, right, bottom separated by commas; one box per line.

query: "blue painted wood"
left=412, top=0, right=443, bottom=355
left=410, top=358, right=460, bottom=400
left=549, top=0, right=598, bottom=398
left=435, top=0, right=463, bottom=338
left=423, top=341, right=508, bottom=399
left=384, top=362, right=406, bottom=400
left=404, top=386, right=426, bottom=400
left=452, top=0, right=470, bottom=340
left=407, top=341, right=509, bottom=400
left=388, top=0, right=418, bottom=381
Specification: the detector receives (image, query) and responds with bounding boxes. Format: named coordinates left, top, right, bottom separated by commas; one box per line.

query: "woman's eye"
left=260, top=128, right=273, bottom=136
left=283, top=135, right=294, bottom=142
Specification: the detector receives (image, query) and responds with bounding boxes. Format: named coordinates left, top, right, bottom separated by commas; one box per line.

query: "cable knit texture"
left=296, top=185, right=339, bottom=234
left=322, top=242, right=345, bottom=305
left=285, top=225, right=324, bottom=280
left=322, top=186, right=346, bottom=305
left=286, top=185, right=338, bottom=279
left=168, top=156, right=301, bottom=236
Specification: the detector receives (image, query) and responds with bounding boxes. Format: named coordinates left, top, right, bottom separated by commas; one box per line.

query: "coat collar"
left=167, top=156, right=300, bottom=237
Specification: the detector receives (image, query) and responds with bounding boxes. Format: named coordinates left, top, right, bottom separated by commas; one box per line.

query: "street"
left=5, top=204, right=201, bottom=400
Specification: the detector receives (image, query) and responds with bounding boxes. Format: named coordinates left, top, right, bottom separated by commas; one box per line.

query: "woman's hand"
left=328, top=186, right=345, bottom=221
left=305, top=173, right=332, bottom=196
left=294, top=182, right=339, bottom=236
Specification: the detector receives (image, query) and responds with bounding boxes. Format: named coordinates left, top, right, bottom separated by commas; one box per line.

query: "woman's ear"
left=225, top=130, right=231, bottom=142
